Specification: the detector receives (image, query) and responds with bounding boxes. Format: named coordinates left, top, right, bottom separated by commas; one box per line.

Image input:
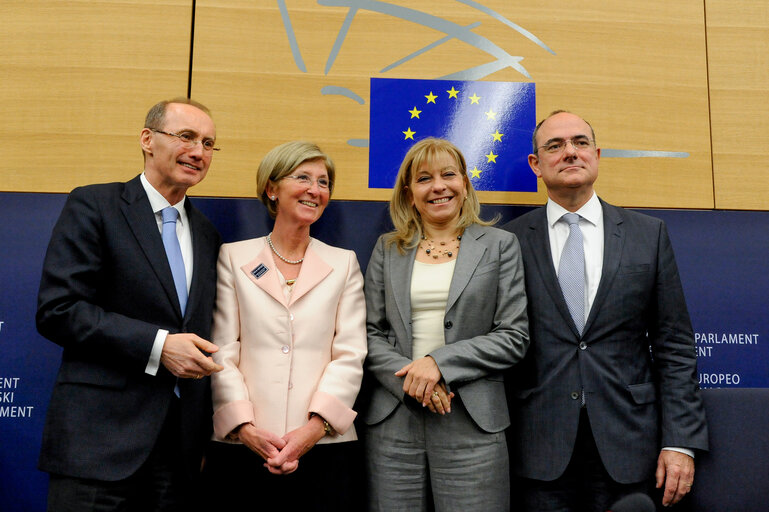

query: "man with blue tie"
left=36, top=98, right=223, bottom=511
left=503, top=111, right=708, bottom=511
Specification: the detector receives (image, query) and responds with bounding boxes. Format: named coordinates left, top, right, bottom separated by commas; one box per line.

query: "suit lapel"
left=185, top=199, right=217, bottom=320
left=445, top=224, right=485, bottom=313
left=288, top=241, right=332, bottom=307
left=584, top=201, right=625, bottom=333
left=241, top=241, right=286, bottom=307
left=120, top=176, right=182, bottom=318
left=390, top=241, right=416, bottom=346
left=240, top=238, right=333, bottom=308
left=525, top=208, right=580, bottom=335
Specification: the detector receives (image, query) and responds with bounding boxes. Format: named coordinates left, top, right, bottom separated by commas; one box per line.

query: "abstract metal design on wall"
left=273, top=0, right=688, bottom=183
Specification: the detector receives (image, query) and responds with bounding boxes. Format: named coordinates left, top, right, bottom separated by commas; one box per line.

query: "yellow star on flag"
left=491, top=130, right=504, bottom=142
left=425, top=91, right=438, bottom=104
left=469, top=93, right=481, bottom=104
left=485, top=151, right=498, bottom=163
left=446, top=87, right=459, bottom=99
left=403, top=127, right=416, bottom=140
left=469, top=166, right=482, bottom=179
left=408, top=107, right=422, bottom=119
left=485, top=109, right=497, bottom=120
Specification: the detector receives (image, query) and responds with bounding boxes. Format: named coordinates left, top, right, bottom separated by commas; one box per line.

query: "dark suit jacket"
left=503, top=199, right=707, bottom=484
left=36, top=175, right=221, bottom=482
left=361, top=223, right=529, bottom=433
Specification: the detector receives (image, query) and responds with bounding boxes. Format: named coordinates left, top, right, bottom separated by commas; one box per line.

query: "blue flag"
left=368, top=78, right=536, bottom=192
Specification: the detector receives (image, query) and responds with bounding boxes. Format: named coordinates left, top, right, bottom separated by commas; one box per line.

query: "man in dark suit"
left=503, top=111, right=708, bottom=511
left=36, top=98, right=224, bottom=511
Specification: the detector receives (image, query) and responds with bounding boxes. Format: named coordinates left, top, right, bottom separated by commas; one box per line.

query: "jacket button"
left=570, top=392, right=580, bottom=400
left=444, top=321, right=453, bottom=329
left=579, top=342, right=587, bottom=350
left=281, top=345, right=290, bottom=354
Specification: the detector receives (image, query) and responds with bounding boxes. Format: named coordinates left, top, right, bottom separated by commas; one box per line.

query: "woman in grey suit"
left=362, top=138, right=529, bottom=511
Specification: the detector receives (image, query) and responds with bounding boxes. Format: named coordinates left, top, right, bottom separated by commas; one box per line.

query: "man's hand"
left=656, top=449, right=695, bottom=506
left=160, top=333, right=223, bottom=378
left=395, top=356, right=443, bottom=405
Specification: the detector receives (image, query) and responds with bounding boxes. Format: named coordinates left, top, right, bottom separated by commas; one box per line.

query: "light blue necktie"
left=558, top=213, right=585, bottom=334
left=161, top=207, right=187, bottom=315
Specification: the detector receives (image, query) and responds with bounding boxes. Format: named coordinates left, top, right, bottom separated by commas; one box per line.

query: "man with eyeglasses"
left=36, top=98, right=223, bottom=511
left=503, top=111, right=708, bottom=511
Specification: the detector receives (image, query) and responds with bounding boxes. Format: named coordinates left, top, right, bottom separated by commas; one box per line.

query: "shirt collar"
left=140, top=173, right=188, bottom=224
left=546, top=192, right=601, bottom=228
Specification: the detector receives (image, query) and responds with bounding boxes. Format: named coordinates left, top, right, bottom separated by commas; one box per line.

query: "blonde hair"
left=256, top=141, right=335, bottom=218
left=386, top=137, right=495, bottom=253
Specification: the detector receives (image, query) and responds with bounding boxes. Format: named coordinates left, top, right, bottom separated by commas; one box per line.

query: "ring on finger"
left=432, top=391, right=439, bottom=398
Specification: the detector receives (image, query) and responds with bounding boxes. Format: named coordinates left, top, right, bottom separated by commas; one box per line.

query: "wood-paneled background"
left=1, top=0, right=766, bottom=210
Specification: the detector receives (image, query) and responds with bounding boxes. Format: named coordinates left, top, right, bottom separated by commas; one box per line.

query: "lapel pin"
left=252, top=263, right=269, bottom=279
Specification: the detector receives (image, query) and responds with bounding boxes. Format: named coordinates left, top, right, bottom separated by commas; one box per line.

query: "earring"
left=270, top=195, right=276, bottom=201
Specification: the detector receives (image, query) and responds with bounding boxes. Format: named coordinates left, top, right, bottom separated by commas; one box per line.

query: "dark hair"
left=531, top=110, right=596, bottom=154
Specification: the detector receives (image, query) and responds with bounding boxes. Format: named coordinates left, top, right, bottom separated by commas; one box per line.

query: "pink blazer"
left=210, top=236, right=367, bottom=444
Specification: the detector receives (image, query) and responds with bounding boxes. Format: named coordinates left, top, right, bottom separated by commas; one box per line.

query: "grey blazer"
left=361, top=223, right=529, bottom=432
left=503, top=199, right=708, bottom=483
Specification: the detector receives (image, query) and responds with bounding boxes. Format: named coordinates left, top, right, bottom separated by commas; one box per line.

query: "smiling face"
left=141, top=102, right=216, bottom=204
left=529, top=111, right=600, bottom=205
left=267, top=158, right=330, bottom=228
left=408, top=150, right=468, bottom=231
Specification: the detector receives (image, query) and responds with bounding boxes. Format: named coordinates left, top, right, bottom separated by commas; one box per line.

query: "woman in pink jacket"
left=204, top=141, right=367, bottom=510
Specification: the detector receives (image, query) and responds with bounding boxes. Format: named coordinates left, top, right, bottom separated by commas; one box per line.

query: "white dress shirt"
left=546, top=192, right=603, bottom=321
left=140, top=172, right=194, bottom=375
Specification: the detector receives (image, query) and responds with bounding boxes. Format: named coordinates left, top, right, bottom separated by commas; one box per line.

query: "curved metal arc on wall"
left=273, top=1, right=690, bottom=159
left=380, top=21, right=483, bottom=74
left=601, top=149, right=689, bottom=158
left=318, top=0, right=532, bottom=79
left=455, top=0, right=555, bottom=55
left=277, top=0, right=307, bottom=72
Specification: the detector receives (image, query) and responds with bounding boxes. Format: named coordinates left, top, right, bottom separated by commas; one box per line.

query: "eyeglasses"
left=538, top=136, right=595, bottom=154
left=284, top=174, right=330, bottom=189
left=152, top=129, right=220, bottom=152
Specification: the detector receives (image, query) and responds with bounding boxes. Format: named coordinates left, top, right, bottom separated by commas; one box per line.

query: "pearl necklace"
left=266, top=233, right=304, bottom=264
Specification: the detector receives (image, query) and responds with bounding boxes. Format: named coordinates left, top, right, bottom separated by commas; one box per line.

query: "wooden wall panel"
left=191, top=0, right=713, bottom=208
left=5, top=1, right=765, bottom=211
left=707, top=1, right=769, bottom=210
left=0, top=1, right=193, bottom=193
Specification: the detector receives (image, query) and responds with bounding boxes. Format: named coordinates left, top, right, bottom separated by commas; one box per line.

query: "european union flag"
left=368, top=78, right=536, bottom=192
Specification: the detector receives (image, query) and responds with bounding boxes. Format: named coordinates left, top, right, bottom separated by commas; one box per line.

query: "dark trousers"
left=517, top=409, right=652, bottom=512
left=46, top=399, right=190, bottom=512
left=201, top=439, right=363, bottom=511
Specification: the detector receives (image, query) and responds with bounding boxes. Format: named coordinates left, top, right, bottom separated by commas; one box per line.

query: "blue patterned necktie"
left=161, top=207, right=188, bottom=315
left=558, top=212, right=585, bottom=334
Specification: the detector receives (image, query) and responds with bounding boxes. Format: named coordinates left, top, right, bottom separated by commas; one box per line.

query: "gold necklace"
left=420, top=233, right=462, bottom=259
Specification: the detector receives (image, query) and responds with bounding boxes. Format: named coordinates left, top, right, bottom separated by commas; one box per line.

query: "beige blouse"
left=410, top=259, right=456, bottom=360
